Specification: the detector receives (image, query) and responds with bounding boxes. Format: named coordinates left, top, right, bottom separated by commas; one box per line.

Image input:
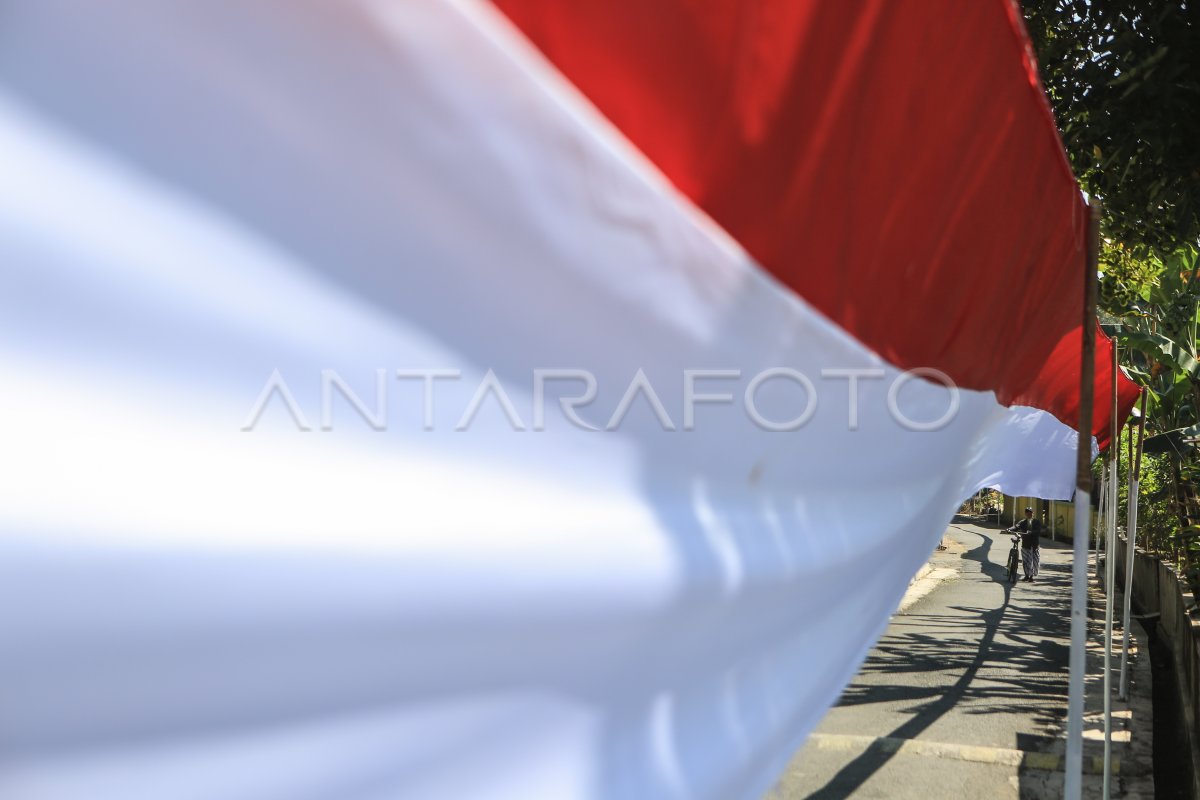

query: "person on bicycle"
left=1007, top=507, right=1043, bottom=582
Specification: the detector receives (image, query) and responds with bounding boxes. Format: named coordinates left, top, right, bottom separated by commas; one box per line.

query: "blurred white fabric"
left=0, top=1, right=1086, bottom=798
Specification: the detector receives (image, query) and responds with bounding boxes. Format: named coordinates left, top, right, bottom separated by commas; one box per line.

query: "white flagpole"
left=1066, top=200, right=1100, bottom=800
left=1120, top=472, right=1138, bottom=696
left=1120, top=393, right=1147, bottom=699
left=1102, top=341, right=1119, bottom=800
left=1094, top=462, right=1107, bottom=578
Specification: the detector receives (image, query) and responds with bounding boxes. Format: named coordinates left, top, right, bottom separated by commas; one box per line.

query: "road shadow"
left=802, top=527, right=1072, bottom=798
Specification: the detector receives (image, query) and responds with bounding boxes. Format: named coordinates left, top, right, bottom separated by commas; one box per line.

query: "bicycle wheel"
left=1007, top=551, right=1019, bottom=583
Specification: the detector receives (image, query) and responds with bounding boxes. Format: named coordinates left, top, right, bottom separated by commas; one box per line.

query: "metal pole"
left=1094, top=461, right=1107, bottom=580
left=1098, top=456, right=1111, bottom=581
left=1103, top=337, right=1119, bottom=800
left=1051, top=499, right=1056, bottom=542
left=1120, top=391, right=1148, bottom=698
left=1066, top=200, right=1100, bottom=800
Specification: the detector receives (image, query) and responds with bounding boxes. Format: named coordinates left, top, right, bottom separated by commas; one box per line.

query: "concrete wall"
left=1115, top=540, right=1200, bottom=798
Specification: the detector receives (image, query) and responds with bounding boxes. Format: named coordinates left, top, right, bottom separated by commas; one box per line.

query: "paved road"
left=768, top=522, right=1077, bottom=799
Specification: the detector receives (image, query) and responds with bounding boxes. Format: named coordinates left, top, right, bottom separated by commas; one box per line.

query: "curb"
left=896, top=533, right=962, bottom=614
left=805, top=733, right=1141, bottom=776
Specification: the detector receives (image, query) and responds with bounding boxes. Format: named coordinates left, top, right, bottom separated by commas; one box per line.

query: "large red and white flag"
left=0, top=1, right=1138, bottom=798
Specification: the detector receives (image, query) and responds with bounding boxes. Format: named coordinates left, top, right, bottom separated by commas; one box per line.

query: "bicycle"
left=1005, top=533, right=1020, bottom=584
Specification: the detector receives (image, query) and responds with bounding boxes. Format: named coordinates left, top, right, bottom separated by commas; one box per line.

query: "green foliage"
left=1103, top=246, right=1200, bottom=564
left=1115, top=439, right=1176, bottom=551
left=1098, top=240, right=1161, bottom=314
left=1022, top=2, right=1200, bottom=565
left=1022, top=0, right=1200, bottom=253
left=1138, top=456, right=1178, bottom=548
left=1145, top=245, right=1200, bottom=341
left=1109, top=245, right=1200, bottom=388
left=1106, top=417, right=1181, bottom=563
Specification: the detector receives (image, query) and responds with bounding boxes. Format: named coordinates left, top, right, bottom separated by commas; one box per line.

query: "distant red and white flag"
left=0, top=1, right=1137, bottom=798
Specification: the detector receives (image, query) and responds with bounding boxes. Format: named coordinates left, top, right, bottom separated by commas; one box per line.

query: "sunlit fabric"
left=0, top=1, right=1117, bottom=798
left=493, top=0, right=1140, bottom=446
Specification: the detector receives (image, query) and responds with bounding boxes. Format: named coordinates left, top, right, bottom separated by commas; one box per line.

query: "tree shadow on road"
left=801, top=530, right=1074, bottom=798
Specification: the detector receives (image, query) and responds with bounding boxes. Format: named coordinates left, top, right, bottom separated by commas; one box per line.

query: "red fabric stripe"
left=491, top=0, right=1138, bottom=448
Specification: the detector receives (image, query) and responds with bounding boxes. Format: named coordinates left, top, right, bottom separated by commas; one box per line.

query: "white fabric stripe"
left=0, top=2, right=1082, bottom=799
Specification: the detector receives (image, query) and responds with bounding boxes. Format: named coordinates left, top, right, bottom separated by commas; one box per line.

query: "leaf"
left=1117, top=330, right=1200, bottom=381
left=1143, top=428, right=1191, bottom=456
left=1141, top=421, right=1200, bottom=456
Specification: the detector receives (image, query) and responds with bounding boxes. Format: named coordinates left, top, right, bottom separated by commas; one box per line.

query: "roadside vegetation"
left=1021, top=0, right=1200, bottom=574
